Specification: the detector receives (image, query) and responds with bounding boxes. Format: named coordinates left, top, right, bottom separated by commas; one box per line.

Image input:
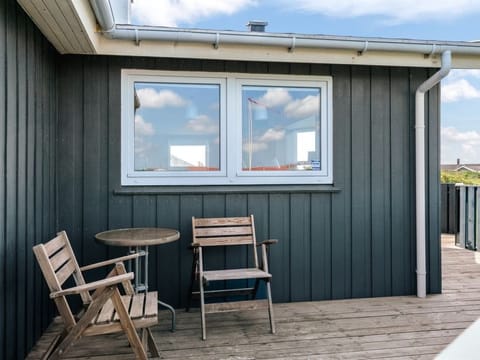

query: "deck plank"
left=26, top=234, right=480, bottom=359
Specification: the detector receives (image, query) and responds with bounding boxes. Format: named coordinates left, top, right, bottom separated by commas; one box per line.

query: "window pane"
left=133, top=82, right=220, bottom=172
left=241, top=86, right=321, bottom=171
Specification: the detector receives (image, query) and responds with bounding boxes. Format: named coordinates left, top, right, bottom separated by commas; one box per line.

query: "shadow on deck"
left=27, top=235, right=480, bottom=359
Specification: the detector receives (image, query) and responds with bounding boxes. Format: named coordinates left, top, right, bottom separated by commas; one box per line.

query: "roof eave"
left=16, top=0, right=480, bottom=68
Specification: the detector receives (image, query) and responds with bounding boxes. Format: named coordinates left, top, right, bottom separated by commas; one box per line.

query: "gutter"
left=89, top=0, right=456, bottom=298
left=87, top=0, right=480, bottom=57
left=415, top=51, right=451, bottom=298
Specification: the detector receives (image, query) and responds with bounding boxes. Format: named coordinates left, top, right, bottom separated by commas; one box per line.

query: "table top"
left=95, top=227, right=180, bottom=247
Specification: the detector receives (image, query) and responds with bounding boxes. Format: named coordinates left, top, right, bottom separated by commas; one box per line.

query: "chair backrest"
left=192, top=215, right=259, bottom=268
left=33, top=231, right=91, bottom=327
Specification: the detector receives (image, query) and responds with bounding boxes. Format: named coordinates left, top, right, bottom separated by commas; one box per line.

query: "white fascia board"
left=451, top=54, right=480, bottom=69
left=96, top=37, right=441, bottom=68
left=69, top=0, right=103, bottom=54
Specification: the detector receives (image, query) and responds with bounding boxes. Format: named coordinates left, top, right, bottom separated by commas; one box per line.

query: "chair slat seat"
left=96, top=299, right=115, bottom=324
left=144, top=291, right=158, bottom=318
left=130, top=293, right=145, bottom=319
left=94, top=292, right=157, bottom=327
left=113, top=295, right=132, bottom=321
left=203, top=268, right=271, bottom=282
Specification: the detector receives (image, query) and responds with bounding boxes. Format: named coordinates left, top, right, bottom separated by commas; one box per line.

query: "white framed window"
left=121, top=70, right=332, bottom=185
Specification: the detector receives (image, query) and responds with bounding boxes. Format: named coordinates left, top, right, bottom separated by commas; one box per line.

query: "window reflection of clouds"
left=242, top=86, right=320, bottom=171
left=134, top=114, right=155, bottom=136
left=186, top=115, right=218, bottom=134
left=284, top=94, right=320, bottom=119
left=136, top=87, right=187, bottom=108
left=133, top=82, right=220, bottom=171
left=259, top=128, right=285, bottom=142
left=259, top=88, right=292, bottom=107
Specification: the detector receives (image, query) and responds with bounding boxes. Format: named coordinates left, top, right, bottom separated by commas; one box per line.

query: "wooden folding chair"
left=33, top=231, right=159, bottom=359
left=188, top=215, right=277, bottom=340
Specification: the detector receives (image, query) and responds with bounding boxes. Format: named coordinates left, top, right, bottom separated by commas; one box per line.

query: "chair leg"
left=141, top=328, right=159, bottom=358
left=111, top=288, right=148, bottom=359
left=141, top=329, right=148, bottom=352
left=146, top=327, right=160, bottom=357
left=252, top=279, right=260, bottom=299
left=199, top=277, right=207, bottom=340
left=41, top=330, right=66, bottom=360
left=266, top=280, right=276, bottom=334
left=186, top=249, right=198, bottom=312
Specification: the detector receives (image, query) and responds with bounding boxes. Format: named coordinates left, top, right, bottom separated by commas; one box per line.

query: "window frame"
left=121, top=69, right=333, bottom=186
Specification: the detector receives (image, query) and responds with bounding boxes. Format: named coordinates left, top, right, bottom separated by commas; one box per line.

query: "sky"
left=130, top=0, right=480, bottom=165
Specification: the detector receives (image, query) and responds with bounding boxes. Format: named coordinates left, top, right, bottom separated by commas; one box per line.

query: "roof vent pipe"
left=415, top=50, right=451, bottom=298
left=247, top=21, right=268, bottom=32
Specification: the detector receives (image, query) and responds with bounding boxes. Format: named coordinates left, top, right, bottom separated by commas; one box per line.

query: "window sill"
left=113, top=184, right=341, bottom=195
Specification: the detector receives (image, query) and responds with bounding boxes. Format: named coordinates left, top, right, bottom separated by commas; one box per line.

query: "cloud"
left=441, top=126, right=480, bottom=163
left=287, top=0, right=480, bottom=23
left=442, top=127, right=480, bottom=143
left=131, top=0, right=256, bottom=27
left=442, top=79, right=480, bottom=103
left=243, top=142, right=268, bottom=153
left=134, top=115, right=155, bottom=136
left=258, top=88, right=292, bottom=108
left=284, top=95, right=319, bottom=119
left=242, top=128, right=284, bottom=155
left=136, top=88, right=187, bottom=108
left=259, top=128, right=285, bottom=142
left=445, top=69, right=480, bottom=81
left=186, top=115, right=218, bottom=134
left=134, top=134, right=154, bottom=158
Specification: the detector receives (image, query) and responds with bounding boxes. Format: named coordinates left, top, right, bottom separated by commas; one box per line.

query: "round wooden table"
left=95, top=227, right=180, bottom=331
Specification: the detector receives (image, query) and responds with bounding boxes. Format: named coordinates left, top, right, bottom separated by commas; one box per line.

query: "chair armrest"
left=50, top=273, right=134, bottom=298
left=80, top=252, right=145, bottom=272
left=257, top=239, right=278, bottom=247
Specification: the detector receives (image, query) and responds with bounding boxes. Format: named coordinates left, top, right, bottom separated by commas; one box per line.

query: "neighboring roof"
left=441, top=164, right=480, bottom=172
left=16, top=0, right=480, bottom=68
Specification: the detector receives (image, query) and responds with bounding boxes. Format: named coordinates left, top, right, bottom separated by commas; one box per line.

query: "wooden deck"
left=27, top=235, right=480, bottom=359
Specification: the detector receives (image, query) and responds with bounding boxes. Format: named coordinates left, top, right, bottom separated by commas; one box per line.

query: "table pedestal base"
left=159, top=300, right=176, bottom=332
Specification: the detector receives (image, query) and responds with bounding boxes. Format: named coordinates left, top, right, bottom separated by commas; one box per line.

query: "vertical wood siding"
left=0, top=0, right=58, bottom=359
left=56, top=56, right=442, bottom=310
left=54, top=56, right=441, bottom=306
left=1, top=2, right=442, bottom=358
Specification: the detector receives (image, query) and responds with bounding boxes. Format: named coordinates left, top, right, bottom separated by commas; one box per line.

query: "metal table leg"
left=131, top=245, right=176, bottom=332
left=158, top=300, right=176, bottom=332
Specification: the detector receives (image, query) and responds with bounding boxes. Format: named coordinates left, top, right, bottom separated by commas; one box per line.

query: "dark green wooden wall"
left=0, top=0, right=58, bottom=359
left=0, top=2, right=442, bottom=358
left=57, top=56, right=442, bottom=308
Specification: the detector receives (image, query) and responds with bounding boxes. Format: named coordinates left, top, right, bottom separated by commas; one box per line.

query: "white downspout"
left=415, top=50, right=451, bottom=298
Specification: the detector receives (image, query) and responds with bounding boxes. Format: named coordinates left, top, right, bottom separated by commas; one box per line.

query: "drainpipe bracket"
left=288, top=36, right=296, bottom=53
left=358, top=41, right=368, bottom=56
left=213, top=33, right=220, bottom=49
left=424, top=44, right=437, bottom=58
left=134, top=28, right=141, bottom=46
